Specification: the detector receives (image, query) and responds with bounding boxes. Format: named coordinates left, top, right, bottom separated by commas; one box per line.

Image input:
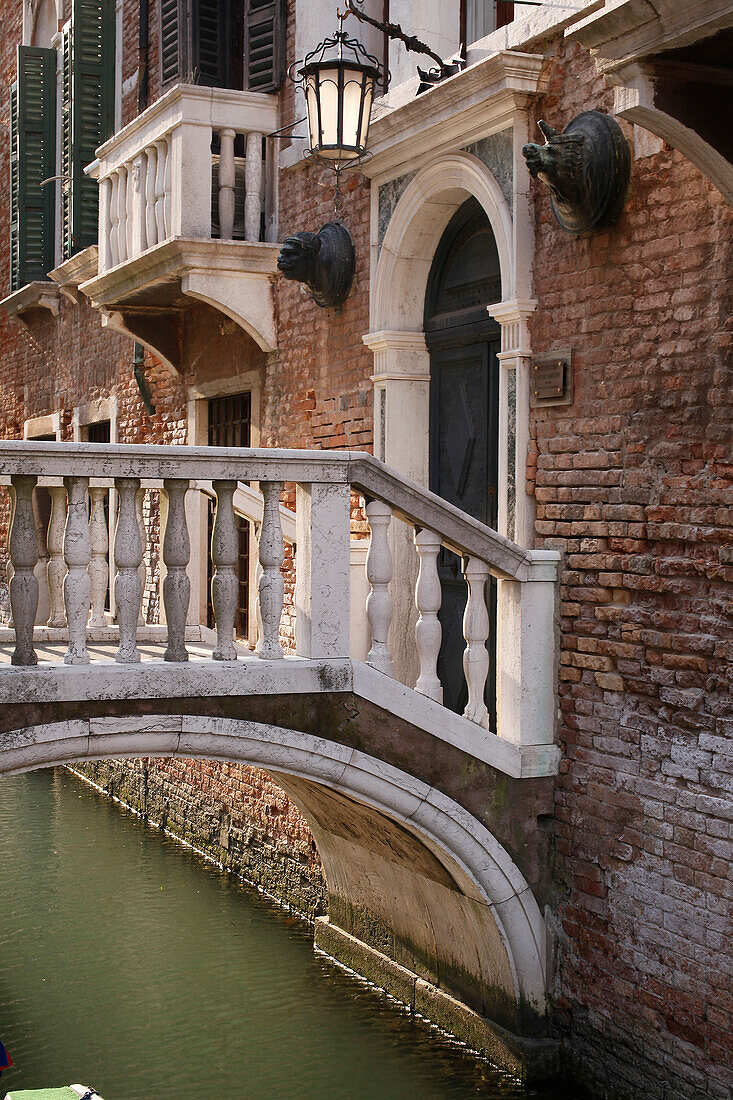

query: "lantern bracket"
left=342, top=0, right=464, bottom=92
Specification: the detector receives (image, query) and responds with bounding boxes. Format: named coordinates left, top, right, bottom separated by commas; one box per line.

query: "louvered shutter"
left=60, top=27, right=72, bottom=261
left=62, top=0, right=115, bottom=260
left=160, top=0, right=187, bottom=85
left=192, top=0, right=230, bottom=87
left=9, top=82, right=20, bottom=291
left=10, top=47, right=57, bottom=291
left=244, top=0, right=285, bottom=93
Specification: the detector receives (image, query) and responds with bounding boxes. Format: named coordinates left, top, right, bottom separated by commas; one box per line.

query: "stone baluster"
left=109, top=172, right=120, bottom=267
left=129, top=153, right=144, bottom=257
left=155, top=140, right=168, bottom=242
left=162, top=479, right=190, bottom=662
left=117, top=166, right=128, bottom=263
left=145, top=144, right=158, bottom=248
left=365, top=499, right=394, bottom=676
left=218, top=128, right=236, bottom=240
left=114, top=477, right=142, bottom=663
left=87, top=487, right=109, bottom=629
left=99, top=176, right=112, bottom=272
left=46, top=485, right=67, bottom=628
left=62, top=477, right=91, bottom=665
left=414, top=527, right=443, bottom=702
left=462, top=557, right=491, bottom=727
left=127, top=162, right=136, bottom=258
left=210, top=480, right=238, bottom=661
left=9, top=475, right=39, bottom=666
left=136, top=488, right=147, bottom=626
left=256, top=480, right=284, bottom=659
left=244, top=130, right=263, bottom=242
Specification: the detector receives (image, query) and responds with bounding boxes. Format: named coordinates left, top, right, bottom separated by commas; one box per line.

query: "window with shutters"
left=8, top=1, right=115, bottom=291
left=159, top=0, right=285, bottom=93
left=9, top=48, right=57, bottom=292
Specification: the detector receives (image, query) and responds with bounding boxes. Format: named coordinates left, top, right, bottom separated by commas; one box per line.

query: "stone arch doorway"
left=364, top=153, right=521, bottom=687
left=424, top=197, right=502, bottom=718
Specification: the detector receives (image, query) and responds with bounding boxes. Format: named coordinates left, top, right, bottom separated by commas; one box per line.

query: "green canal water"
left=1, top=769, right=577, bottom=1100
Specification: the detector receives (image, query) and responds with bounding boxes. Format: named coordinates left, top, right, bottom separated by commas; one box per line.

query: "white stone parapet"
left=89, top=84, right=280, bottom=276
left=0, top=441, right=561, bottom=773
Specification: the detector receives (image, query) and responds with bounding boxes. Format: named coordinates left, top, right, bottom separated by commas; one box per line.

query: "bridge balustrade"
left=1, top=442, right=560, bottom=764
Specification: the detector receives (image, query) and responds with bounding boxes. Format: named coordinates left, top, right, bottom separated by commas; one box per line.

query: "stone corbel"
left=487, top=299, right=537, bottom=547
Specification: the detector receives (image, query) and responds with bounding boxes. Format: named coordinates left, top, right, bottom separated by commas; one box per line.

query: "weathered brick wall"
left=529, top=36, right=733, bottom=1100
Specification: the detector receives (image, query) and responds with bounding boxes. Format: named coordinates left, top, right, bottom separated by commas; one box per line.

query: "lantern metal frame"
left=289, top=22, right=385, bottom=175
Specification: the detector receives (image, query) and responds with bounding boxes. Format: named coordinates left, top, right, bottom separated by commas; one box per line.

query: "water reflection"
left=1, top=770, right=577, bottom=1099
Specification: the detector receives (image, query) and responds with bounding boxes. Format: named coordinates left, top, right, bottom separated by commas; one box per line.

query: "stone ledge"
left=314, top=917, right=559, bottom=1084
left=0, top=281, right=60, bottom=321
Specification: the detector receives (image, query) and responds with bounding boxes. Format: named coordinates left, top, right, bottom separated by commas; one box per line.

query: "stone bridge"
left=0, top=441, right=561, bottom=1080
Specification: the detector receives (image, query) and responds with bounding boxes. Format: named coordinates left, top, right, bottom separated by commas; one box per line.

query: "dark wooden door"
left=207, top=392, right=251, bottom=637
left=425, top=198, right=501, bottom=721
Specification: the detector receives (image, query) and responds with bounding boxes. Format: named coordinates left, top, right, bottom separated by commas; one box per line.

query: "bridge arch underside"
left=1, top=707, right=556, bottom=1076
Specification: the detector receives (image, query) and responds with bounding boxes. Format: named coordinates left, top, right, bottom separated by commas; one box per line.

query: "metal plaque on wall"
left=530, top=349, right=573, bottom=407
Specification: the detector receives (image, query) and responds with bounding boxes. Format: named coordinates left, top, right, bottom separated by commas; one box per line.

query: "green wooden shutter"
left=160, top=0, right=187, bottom=85
left=62, top=0, right=115, bottom=259
left=9, top=82, right=20, bottom=291
left=10, top=47, right=57, bottom=291
left=60, top=27, right=72, bottom=261
left=244, top=0, right=285, bottom=93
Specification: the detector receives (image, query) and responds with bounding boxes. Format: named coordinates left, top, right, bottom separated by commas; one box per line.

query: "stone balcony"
left=77, top=84, right=281, bottom=369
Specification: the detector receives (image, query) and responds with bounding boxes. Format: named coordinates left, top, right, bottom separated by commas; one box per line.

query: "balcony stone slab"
left=79, top=238, right=280, bottom=371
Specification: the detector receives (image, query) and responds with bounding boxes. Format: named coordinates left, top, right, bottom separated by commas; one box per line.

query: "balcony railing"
left=89, top=84, right=280, bottom=277
left=0, top=442, right=561, bottom=777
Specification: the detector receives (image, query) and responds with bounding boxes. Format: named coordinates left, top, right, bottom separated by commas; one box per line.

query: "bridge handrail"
left=0, top=441, right=560, bottom=757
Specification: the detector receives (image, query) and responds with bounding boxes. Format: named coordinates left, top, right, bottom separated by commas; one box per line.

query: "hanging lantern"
left=291, top=24, right=384, bottom=170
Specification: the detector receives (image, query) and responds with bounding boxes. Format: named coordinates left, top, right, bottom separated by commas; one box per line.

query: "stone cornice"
left=363, top=52, right=549, bottom=183
left=567, top=0, right=733, bottom=73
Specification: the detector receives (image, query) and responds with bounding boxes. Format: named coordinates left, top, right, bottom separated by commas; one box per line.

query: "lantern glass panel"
left=358, top=76, right=375, bottom=150
left=305, top=74, right=320, bottom=151
left=341, top=72, right=366, bottom=157
left=316, top=65, right=342, bottom=155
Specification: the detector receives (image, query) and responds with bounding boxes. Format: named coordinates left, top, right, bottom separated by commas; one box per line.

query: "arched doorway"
left=424, top=197, right=501, bottom=718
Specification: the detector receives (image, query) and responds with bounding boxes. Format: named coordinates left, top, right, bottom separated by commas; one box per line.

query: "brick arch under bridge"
left=1, top=706, right=558, bottom=1079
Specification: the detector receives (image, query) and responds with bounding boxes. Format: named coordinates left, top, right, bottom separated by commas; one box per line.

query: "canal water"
left=2, top=769, right=576, bottom=1099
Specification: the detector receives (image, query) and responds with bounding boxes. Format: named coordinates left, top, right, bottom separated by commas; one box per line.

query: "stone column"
left=486, top=299, right=537, bottom=549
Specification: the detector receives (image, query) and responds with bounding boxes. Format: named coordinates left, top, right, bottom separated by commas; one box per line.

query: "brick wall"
left=529, top=36, right=733, bottom=1100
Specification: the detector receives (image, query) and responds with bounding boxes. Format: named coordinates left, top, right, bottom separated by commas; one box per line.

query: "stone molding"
left=365, top=51, right=548, bottom=184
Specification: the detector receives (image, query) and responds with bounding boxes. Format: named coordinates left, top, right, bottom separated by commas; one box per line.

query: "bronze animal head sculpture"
left=277, top=223, right=355, bottom=308
left=523, top=111, right=630, bottom=235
